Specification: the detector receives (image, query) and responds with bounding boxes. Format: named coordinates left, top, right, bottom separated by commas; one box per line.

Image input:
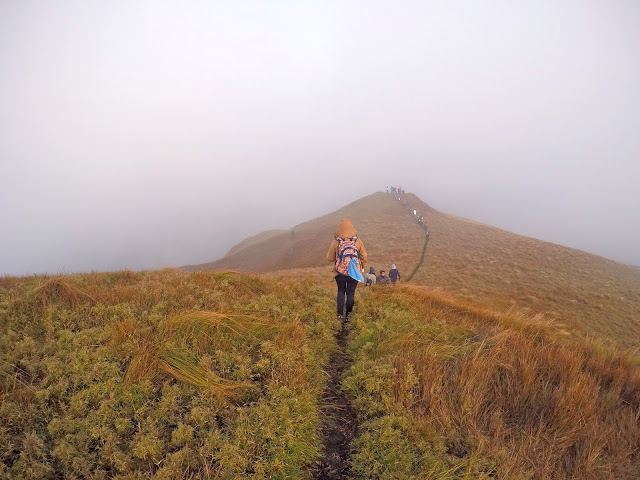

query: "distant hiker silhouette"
left=327, top=219, right=368, bottom=323
left=389, top=264, right=401, bottom=284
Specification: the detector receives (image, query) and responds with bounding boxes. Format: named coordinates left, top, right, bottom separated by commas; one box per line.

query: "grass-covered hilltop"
left=3, top=192, right=640, bottom=479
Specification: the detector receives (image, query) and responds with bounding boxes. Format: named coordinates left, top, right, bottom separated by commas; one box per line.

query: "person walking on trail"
left=365, top=267, right=377, bottom=286
left=326, top=219, right=368, bottom=323
left=377, top=270, right=391, bottom=284
left=389, top=264, right=401, bottom=284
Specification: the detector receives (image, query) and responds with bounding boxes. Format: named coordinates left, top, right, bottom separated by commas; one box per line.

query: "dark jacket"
left=389, top=268, right=400, bottom=283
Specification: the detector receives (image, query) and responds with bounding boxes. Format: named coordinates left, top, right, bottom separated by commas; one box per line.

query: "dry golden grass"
left=405, top=194, right=640, bottom=349
left=347, top=285, right=640, bottom=479
left=0, top=269, right=337, bottom=478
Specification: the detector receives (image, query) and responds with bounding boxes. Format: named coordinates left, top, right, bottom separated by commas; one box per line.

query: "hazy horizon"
left=1, top=1, right=639, bottom=275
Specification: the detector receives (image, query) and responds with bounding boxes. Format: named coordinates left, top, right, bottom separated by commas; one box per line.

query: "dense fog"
left=1, top=1, right=639, bottom=275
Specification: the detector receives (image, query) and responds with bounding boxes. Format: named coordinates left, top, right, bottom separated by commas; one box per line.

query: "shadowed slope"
left=225, top=229, right=285, bottom=257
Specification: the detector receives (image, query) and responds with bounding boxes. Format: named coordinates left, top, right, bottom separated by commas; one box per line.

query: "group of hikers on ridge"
left=326, top=218, right=402, bottom=322
left=388, top=185, right=430, bottom=236
left=364, top=265, right=400, bottom=286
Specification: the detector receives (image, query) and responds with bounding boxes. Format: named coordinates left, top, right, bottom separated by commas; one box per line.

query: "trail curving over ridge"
left=389, top=191, right=431, bottom=283
left=406, top=233, right=429, bottom=282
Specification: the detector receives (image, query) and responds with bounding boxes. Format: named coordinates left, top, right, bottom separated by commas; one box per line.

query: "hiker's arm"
left=326, top=240, right=338, bottom=262
left=357, top=239, right=367, bottom=270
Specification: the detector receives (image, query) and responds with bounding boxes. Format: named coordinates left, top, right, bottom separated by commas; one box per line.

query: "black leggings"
left=335, top=274, right=358, bottom=316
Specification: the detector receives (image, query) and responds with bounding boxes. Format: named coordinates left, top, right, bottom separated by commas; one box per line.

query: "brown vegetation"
left=345, top=285, right=640, bottom=479
left=0, top=269, right=337, bottom=478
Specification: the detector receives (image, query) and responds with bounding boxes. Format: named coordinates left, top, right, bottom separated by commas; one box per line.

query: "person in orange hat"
left=326, top=219, right=368, bottom=322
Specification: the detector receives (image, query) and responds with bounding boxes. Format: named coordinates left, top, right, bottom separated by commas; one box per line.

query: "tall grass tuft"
left=160, top=311, right=279, bottom=353
left=158, top=348, right=249, bottom=399
left=31, top=277, right=96, bottom=308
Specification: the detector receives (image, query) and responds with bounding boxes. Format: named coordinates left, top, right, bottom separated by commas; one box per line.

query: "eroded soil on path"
left=406, top=233, right=430, bottom=282
left=312, top=323, right=357, bottom=480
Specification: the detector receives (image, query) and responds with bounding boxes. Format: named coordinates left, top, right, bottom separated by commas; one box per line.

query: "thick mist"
left=1, top=1, right=639, bottom=275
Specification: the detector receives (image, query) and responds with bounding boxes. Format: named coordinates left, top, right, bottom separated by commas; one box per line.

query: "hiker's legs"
left=345, top=278, right=358, bottom=316
left=335, top=274, right=348, bottom=316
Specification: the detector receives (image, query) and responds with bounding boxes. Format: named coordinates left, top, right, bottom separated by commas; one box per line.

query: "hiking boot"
left=337, top=314, right=344, bottom=322
left=344, top=314, right=351, bottom=323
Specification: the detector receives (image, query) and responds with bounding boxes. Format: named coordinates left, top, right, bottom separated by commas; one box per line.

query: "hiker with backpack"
left=389, top=264, right=401, bottom=284
left=326, top=219, right=368, bottom=322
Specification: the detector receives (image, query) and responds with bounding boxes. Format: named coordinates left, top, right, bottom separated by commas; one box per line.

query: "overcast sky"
left=1, top=0, right=639, bottom=275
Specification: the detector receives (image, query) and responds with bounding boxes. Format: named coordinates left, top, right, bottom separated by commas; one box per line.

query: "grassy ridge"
left=344, top=285, right=640, bottom=479
left=186, top=192, right=426, bottom=275
left=0, top=270, right=336, bottom=479
left=406, top=194, right=640, bottom=349
left=187, top=191, right=640, bottom=350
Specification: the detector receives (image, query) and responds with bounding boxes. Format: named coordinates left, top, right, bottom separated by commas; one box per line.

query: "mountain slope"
left=187, top=192, right=640, bottom=349
left=406, top=193, right=640, bottom=348
left=185, top=193, right=433, bottom=275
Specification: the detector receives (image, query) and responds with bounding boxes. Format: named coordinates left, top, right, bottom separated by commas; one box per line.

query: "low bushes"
left=0, top=270, right=336, bottom=479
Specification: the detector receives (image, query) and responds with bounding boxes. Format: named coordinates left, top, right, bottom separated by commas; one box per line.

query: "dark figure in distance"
left=389, top=264, right=401, bottom=284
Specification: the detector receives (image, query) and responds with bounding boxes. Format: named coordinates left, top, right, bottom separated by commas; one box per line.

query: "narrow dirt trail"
left=312, top=324, right=357, bottom=480
left=406, top=233, right=430, bottom=282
